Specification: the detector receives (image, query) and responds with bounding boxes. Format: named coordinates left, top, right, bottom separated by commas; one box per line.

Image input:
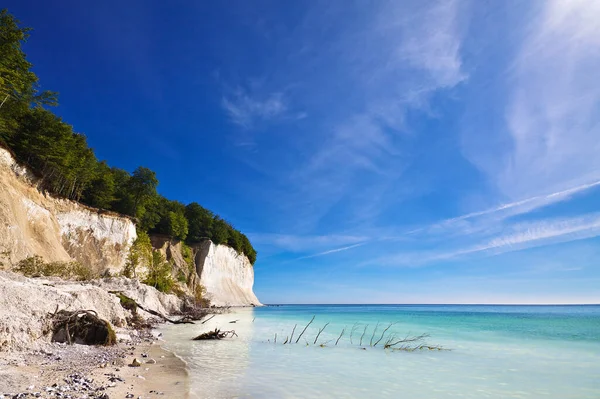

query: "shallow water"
left=160, top=305, right=600, bottom=398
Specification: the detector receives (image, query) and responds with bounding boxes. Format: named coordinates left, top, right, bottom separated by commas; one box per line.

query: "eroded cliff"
left=152, top=235, right=261, bottom=307
left=0, top=147, right=136, bottom=273
left=1, top=146, right=261, bottom=306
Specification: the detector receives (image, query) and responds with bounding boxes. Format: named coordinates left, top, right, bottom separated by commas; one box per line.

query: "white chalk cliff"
left=195, top=240, right=261, bottom=307
left=0, top=146, right=261, bottom=306
left=0, top=147, right=136, bottom=273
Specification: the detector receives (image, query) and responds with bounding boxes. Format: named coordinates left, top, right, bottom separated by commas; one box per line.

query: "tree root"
left=193, top=328, right=238, bottom=340
left=49, top=309, right=116, bottom=346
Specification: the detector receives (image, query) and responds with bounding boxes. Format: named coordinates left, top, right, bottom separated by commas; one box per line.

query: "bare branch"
left=373, top=322, right=397, bottom=347
left=335, top=327, right=346, bottom=346
left=359, top=325, right=368, bottom=346
left=313, top=322, right=330, bottom=345
left=370, top=322, right=380, bottom=347
left=295, top=316, right=315, bottom=344
left=289, top=324, right=297, bottom=344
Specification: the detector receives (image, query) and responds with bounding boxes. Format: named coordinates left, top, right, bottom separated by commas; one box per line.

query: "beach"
left=0, top=332, right=189, bottom=398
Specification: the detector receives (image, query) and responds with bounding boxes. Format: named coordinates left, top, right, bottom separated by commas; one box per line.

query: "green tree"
left=0, top=9, right=56, bottom=137
left=143, top=250, right=174, bottom=293
left=123, top=230, right=152, bottom=278
left=129, top=166, right=158, bottom=218
left=241, top=233, right=257, bottom=265
left=211, top=217, right=230, bottom=245
left=185, top=202, right=213, bottom=242
left=82, top=161, right=115, bottom=209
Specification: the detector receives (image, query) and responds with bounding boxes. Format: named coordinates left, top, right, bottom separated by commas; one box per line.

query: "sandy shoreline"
left=0, top=331, right=189, bottom=398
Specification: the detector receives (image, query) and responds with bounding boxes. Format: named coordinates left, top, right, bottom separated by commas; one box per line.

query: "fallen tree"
left=109, top=291, right=196, bottom=325
left=193, top=328, right=238, bottom=340
left=49, top=308, right=116, bottom=346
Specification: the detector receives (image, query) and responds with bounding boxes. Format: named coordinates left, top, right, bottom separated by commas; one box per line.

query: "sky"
left=6, top=0, right=600, bottom=304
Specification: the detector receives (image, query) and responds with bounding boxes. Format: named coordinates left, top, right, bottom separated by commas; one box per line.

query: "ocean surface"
left=159, top=305, right=600, bottom=398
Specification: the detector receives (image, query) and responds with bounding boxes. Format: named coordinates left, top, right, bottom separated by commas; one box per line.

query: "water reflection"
left=159, top=308, right=255, bottom=398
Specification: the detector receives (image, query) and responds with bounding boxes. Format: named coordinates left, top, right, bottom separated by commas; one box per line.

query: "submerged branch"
left=313, top=322, right=330, bottom=345
left=295, top=315, right=315, bottom=344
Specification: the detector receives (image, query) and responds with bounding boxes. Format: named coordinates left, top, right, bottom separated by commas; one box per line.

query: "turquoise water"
left=160, top=305, right=600, bottom=398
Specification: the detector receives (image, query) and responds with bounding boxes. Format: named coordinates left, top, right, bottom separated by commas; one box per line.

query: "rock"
left=115, top=333, right=132, bottom=342
left=128, top=358, right=141, bottom=367
left=146, top=358, right=156, bottom=364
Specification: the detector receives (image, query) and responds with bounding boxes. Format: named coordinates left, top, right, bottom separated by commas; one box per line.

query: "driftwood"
left=201, top=314, right=216, bottom=324
left=263, top=316, right=448, bottom=352
left=49, top=309, right=116, bottom=346
left=295, top=315, right=315, bottom=344
left=193, top=328, right=238, bottom=340
left=109, top=291, right=194, bottom=324
left=313, top=322, right=330, bottom=345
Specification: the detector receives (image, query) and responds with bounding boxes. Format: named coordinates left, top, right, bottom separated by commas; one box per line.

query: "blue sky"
left=7, top=0, right=600, bottom=304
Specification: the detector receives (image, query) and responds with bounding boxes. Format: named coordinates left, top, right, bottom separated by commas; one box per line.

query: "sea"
left=159, top=304, right=600, bottom=398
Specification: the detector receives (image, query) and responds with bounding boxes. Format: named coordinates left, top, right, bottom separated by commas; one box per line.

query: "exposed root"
left=193, top=328, right=238, bottom=340
left=49, top=309, right=116, bottom=346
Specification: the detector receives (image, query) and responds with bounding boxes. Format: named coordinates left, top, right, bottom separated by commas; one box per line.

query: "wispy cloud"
left=405, top=180, right=600, bottom=239
left=222, top=88, right=288, bottom=129
left=283, top=0, right=467, bottom=228
left=249, top=233, right=366, bottom=253
left=378, top=212, right=600, bottom=267
left=463, top=0, right=600, bottom=199
left=292, top=242, right=366, bottom=261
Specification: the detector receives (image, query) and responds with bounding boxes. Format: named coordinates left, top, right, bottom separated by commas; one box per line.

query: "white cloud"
left=408, top=180, right=600, bottom=238
left=289, top=0, right=467, bottom=226
left=222, top=88, right=288, bottom=128
left=379, top=212, right=600, bottom=267
left=292, top=243, right=366, bottom=261
left=249, top=233, right=366, bottom=253
left=464, top=0, right=600, bottom=199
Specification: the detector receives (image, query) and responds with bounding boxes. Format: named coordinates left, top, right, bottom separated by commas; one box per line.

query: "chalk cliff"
left=0, top=147, right=136, bottom=273
left=151, top=235, right=261, bottom=307
left=195, top=240, right=261, bottom=307
left=0, top=146, right=261, bottom=306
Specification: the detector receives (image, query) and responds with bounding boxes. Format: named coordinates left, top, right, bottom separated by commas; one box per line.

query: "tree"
left=82, top=161, right=115, bottom=209
left=211, top=217, right=229, bottom=245
left=167, top=211, right=188, bottom=240
left=241, top=233, right=257, bottom=265
left=227, top=227, right=243, bottom=253
left=129, top=166, right=158, bottom=218
left=0, top=9, right=56, bottom=137
left=123, top=231, right=152, bottom=278
left=185, top=202, right=214, bottom=242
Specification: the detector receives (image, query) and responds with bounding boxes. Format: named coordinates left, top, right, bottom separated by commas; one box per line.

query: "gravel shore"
left=0, top=329, right=189, bottom=399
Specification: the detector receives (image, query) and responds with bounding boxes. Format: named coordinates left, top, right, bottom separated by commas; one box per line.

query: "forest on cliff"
left=0, top=9, right=256, bottom=264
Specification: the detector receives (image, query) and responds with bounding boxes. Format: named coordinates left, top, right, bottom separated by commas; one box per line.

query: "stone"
left=128, top=358, right=141, bottom=367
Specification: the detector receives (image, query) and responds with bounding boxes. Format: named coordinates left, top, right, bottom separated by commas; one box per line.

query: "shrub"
left=143, top=250, right=174, bottom=293
left=15, top=255, right=45, bottom=276
left=194, top=283, right=210, bottom=308
left=15, top=256, right=96, bottom=280
left=123, top=231, right=152, bottom=278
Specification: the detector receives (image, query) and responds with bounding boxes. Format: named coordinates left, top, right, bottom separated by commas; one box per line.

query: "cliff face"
left=151, top=235, right=261, bottom=307
left=0, top=146, right=261, bottom=306
left=0, top=147, right=136, bottom=273
left=195, top=240, right=261, bottom=307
